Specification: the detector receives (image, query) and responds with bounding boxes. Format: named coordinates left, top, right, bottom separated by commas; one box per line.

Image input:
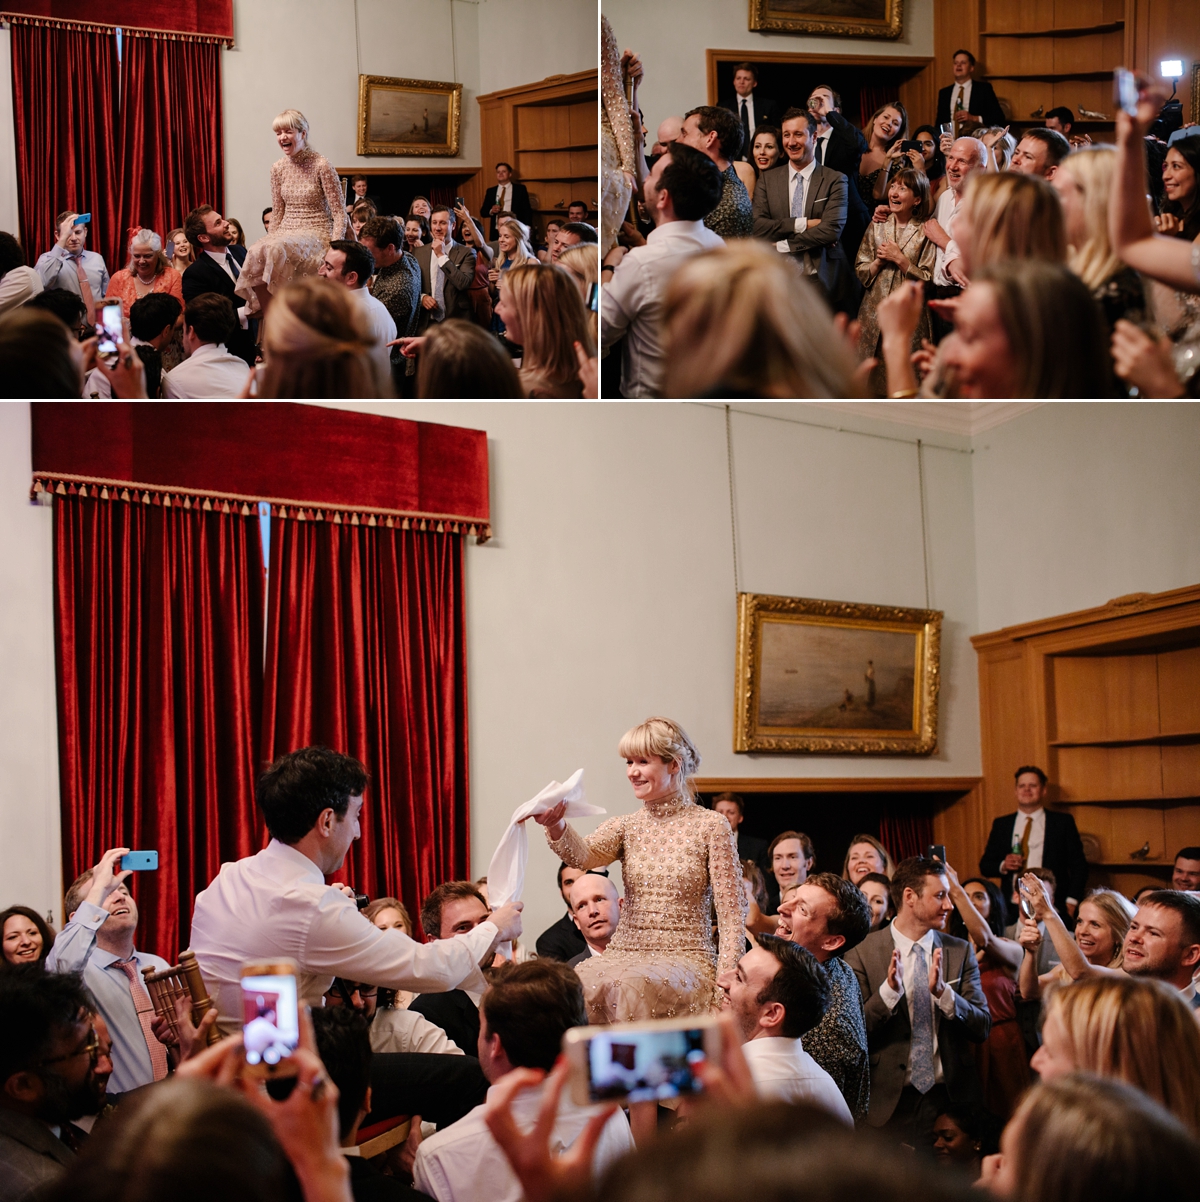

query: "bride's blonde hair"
left=618, top=717, right=701, bottom=799
left=272, top=109, right=310, bottom=136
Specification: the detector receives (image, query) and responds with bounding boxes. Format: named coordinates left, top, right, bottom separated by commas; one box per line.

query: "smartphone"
left=900, top=139, right=922, bottom=154
left=587, top=281, right=599, bottom=311
left=1114, top=67, right=1139, bottom=117
left=453, top=196, right=465, bottom=209
left=241, top=959, right=301, bottom=1078
left=165, top=240, right=174, bottom=260
left=120, top=850, right=158, bottom=871
left=96, top=299, right=124, bottom=366
left=928, top=844, right=947, bottom=864
left=75, top=212, right=91, bottom=226
left=563, top=1014, right=720, bottom=1106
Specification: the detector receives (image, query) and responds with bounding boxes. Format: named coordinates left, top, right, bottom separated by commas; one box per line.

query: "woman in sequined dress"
left=532, top=717, right=746, bottom=1025
left=237, top=109, right=347, bottom=318
left=600, top=17, right=638, bottom=256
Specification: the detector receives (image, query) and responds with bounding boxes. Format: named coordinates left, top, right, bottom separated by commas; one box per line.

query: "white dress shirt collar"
left=789, top=157, right=818, bottom=185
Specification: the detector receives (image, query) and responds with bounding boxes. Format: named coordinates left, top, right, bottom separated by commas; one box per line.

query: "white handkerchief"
left=486, top=769, right=605, bottom=910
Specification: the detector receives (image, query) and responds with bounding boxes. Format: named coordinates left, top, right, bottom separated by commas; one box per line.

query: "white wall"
left=476, top=0, right=596, bottom=97
left=602, top=0, right=934, bottom=134
left=0, top=30, right=20, bottom=239
left=971, top=402, right=1200, bottom=633
left=0, top=403, right=62, bottom=925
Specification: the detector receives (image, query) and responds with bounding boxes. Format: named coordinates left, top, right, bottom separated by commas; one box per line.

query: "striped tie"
left=113, top=959, right=169, bottom=1081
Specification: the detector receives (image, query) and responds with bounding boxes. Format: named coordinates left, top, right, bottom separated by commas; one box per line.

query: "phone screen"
left=97, top=301, right=123, bottom=361
left=585, top=1026, right=708, bottom=1103
left=587, top=281, right=599, bottom=312
left=1114, top=68, right=1138, bottom=117
left=242, top=973, right=300, bottom=1066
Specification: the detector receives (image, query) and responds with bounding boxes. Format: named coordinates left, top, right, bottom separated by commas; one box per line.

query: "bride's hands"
left=526, top=800, right=568, bottom=840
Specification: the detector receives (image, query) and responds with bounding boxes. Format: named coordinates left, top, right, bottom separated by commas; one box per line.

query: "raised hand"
left=83, top=848, right=133, bottom=911
left=886, top=947, right=904, bottom=992
left=488, top=901, right=524, bottom=943
left=928, top=946, right=946, bottom=998
left=1017, top=918, right=1043, bottom=952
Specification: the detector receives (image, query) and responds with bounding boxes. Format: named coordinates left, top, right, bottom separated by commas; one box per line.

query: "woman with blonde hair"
left=236, top=108, right=347, bottom=317
left=1029, top=975, right=1200, bottom=1134
left=166, top=228, right=193, bottom=275
left=413, top=318, right=523, bottom=398
left=493, top=262, right=593, bottom=397
left=105, top=228, right=183, bottom=316
left=1018, top=882, right=1135, bottom=999
left=558, top=243, right=599, bottom=344
left=532, top=715, right=746, bottom=1025
left=842, top=834, right=895, bottom=883
left=255, top=276, right=390, bottom=398
left=660, top=240, right=855, bottom=397
left=856, top=101, right=910, bottom=204
left=1051, top=146, right=1147, bottom=330
left=488, top=217, right=536, bottom=339
left=957, top=171, right=1066, bottom=277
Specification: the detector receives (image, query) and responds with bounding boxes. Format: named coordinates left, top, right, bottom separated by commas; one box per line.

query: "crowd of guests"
left=0, top=161, right=600, bottom=399
left=602, top=52, right=1200, bottom=398
left=4, top=747, right=1200, bottom=1202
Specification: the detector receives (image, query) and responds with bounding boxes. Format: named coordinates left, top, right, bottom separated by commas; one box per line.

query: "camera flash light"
left=1161, top=59, right=1183, bottom=78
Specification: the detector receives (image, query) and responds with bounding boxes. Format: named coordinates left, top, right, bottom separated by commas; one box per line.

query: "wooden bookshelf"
left=475, top=71, right=597, bottom=244
left=971, top=584, right=1200, bottom=899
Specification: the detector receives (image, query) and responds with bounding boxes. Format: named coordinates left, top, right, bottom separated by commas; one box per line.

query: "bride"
left=237, top=109, right=347, bottom=316
left=534, top=716, right=745, bottom=1023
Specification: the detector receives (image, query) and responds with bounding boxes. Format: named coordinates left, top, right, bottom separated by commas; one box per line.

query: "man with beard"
left=0, top=969, right=112, bottom=1199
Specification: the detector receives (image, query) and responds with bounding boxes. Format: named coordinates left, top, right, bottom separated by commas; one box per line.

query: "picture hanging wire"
left=725, top=404, right=741, bottom=598
left=917, top=439, right=931, bottom=610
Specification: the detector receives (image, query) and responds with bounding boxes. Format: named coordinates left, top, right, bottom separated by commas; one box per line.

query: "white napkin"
left=486, top=769, right=606, bottom=911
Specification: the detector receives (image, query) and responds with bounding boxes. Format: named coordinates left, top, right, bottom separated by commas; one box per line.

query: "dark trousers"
left=925, top=282, right=962, bottom=344
left=881, top=1082, right=949, bottom=1152
left=364, top=1052, right=489, bottom=1129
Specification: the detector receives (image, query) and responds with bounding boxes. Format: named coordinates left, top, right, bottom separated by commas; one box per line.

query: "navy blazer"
left=937, top=79, right=1006, bottom=128
left=980, top=809, right=1088, bottom=916
left=181, top=245, right=256, bottom=367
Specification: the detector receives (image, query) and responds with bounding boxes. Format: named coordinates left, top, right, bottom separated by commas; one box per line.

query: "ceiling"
left=811, top=402, right=1043, bottom=436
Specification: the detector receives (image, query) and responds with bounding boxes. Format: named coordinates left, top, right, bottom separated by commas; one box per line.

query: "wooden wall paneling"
left=1107, top=803, right=1167, bottom=859
left=1130, top=0, right=1198, bottom=125
left=932, top=782, right=988, bottom=876
left=1051, top=653, right=1161, bottom=742
left=1163, top=745, right=1200, bottom=798
left=977, top=648, right=1031, bottom=817
left=1056, top=744, right=1164, bottom=800
left=1165, top=805, right=1200, bottom=856
left=1159, top=646, right=1200, bottom=734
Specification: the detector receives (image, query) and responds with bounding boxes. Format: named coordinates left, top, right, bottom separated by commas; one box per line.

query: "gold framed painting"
left=748, top=0, right=903, bottom=39
left=357, top=75, right=463, bottom=157
left=734, top=592, right=941, bottom=754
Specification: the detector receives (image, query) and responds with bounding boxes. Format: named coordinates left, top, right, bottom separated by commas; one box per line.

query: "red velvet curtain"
left=117, top=35, right=223, bottom=256
left=262, top=519, right=470, bottom=934
left=880, top=812, right=936, bottom=863
left=857, top=84, right=902, bottom=135
left=10, top=24, right=121, bottom=272
left=52, top=490, right=265, bottom=961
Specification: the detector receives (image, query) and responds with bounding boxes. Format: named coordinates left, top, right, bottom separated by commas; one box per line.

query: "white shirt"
left=932, top=186, right=964, bottom=286
left=413, top=1077, right=634, bottom=1202
left=877, top=925, right=958, bottom=1086
left=775, top=159, right=819, bottom=252
left=190, top=839, right=499, bottom=1033
left=735, top=94, right=757, bottom=160
left=204, top=249, right=250, bottom=328
left=0, top=264, right=43, bottom=316
left=83, top=337, right=149, bottom=398
left=742, top=1036, right=853, bottom=1124
left=350, top=286, right=397, bottom=375
left=369, top=1007, right=464, bottom=1056
left=600, top=218, right=725, bottom=398
left=162, top=341, right=252, bottom=399
left=1010, top=808, right=1047, bottom=869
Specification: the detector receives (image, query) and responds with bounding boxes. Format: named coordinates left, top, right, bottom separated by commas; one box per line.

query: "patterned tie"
left=113, top=959, right=169, bottom=1081
left=955, top=85, right=964, bottom=114
left=225, top=251, right=240, bottom=281
left=910, top=943, right=936, bottom=1094
left=790, top=170, right=806, bottom=219
left=72, top=255, right=96, bottom=324
left=433, top=254, right=446, bottom=317
left=1019, top=816, right=1032, bottom=863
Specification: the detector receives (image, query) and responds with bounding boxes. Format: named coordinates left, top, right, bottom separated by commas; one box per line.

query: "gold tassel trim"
left=0, top=12, right=234, bottom=46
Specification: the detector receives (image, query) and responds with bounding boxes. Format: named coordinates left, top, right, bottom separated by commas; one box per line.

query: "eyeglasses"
left=39, top=1026, right=99, bottom=1068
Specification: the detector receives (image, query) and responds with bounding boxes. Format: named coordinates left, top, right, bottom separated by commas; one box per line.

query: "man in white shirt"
left=600, top=140, right=724, bottom=397
left=190, top=746, right=522, bottom=1034
left=844, top=857, right=990, bottom=1142
left=936, top=50, right=1005, bottom=130
left=722, top=63, right=774, bottom=162
left=318, top=239, right=396, bottom=377
left=926, top=137, right=987, bottom=289
left=411, top=960, right=633, bottom=1202
left=161, top=294, right=252, bottom=399
left=717, top=932, right=852, bottom=1123
left=0, top=231, right=43, bottom=317
left=566, top=872, right=622, bottom=967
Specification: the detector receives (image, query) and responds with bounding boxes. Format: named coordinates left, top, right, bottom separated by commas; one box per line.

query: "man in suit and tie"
left=806, top=84, right=871, bottom=283
left=413, top=206, right=477, bottom=334
left=979, top=766, right=1088, bottom=920
left=181, top=205, right=256, bottom=367
left=936, top=49, right=1006, bottom=130
left=721, top=62, right=774, bottom=162
left=564, top=872, right=622, bottom=968
left=751, top=107, right=851, bottom=311
left=712, top=793, right=769, bottom=873
left=482, top=162, right=534, bottom=239
left=844, top=856, right=990, bottom=1143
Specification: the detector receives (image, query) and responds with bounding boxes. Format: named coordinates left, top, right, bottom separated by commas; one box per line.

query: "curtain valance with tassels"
left=1, top=0, right=233, bottom=45
left=30, top=402, right=491, bottom=542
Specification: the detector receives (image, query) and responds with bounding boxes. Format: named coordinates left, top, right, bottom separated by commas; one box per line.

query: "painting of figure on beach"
left=734, top=593, right=942, bottom=755
left=358, top=76, right=462, bottom=156
left=749, top=0, right=902, bottom=38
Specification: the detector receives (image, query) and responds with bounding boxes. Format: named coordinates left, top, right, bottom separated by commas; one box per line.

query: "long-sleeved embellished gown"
left=546, top=793, right=747, bottom=1023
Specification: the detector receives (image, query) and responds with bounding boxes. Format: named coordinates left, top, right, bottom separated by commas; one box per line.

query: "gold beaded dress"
left=546, top=794, right=747, bottom=1023
left=600, top=15, right=635, bottom=257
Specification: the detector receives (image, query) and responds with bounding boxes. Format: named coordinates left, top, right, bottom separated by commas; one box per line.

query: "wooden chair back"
left=141, top=949, right=220, bottom=1046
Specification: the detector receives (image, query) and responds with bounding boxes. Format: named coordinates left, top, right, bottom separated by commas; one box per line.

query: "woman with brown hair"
left=841, top=835, right=895, bottom=883
left=1028, top=975, right=1200, bottom=1134
left=0, top=905, right=55, bottom=969
left=855, top=101, right=910, bottom=205
left=411, top=318, right=522, bottom=398
left=348, top=201, right=377, bottom=243
left=660, top=240, right=855, bottom=398
left=493, top=262, right=593, bottom=397
left=255, top=275, right=390, bottom=398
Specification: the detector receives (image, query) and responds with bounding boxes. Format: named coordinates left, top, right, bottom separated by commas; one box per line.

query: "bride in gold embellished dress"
left=237, top=108, right=347, bottom=317
left=533, top=716, right=746, bottom=1024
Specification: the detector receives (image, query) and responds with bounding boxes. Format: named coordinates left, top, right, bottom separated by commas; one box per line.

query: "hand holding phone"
left=121, top=850, right=158, bottom=871
left=96, top=299, right=124, bottom=366
left=1114, top=67, right=1139, bottom=117
left=242, top=959, right=301, bottom=1078
left=928, top=844, right=946, bottom=864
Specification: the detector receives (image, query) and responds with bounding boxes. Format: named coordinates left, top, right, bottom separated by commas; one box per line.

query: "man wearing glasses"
left=0, top=970, right=113, bottom=1194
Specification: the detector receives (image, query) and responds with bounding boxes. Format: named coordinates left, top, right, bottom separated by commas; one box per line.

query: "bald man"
left=651, top=116, right=684, bottom=157
left=566, top=872, right=623, bottom=967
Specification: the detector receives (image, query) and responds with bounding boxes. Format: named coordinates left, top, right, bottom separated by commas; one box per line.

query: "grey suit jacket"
left=844, top=926, right=990, bottom=1127
left=413, top=241, right=477, bottom=330
left=751, top=162, right=849, bottom=299
left=0, top=1110, right=74, bottom=1202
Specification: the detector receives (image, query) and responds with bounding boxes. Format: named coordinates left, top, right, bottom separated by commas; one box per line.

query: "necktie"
left=72, top=255, right=96, bottom=324
left=790, top=170, right=806, bottom=219
left=740, top=99, right=751, bottom=156
left=910, top=943, right=936, bottom=1094
left=814, top=135, right=824, bottom=166
left=58, top=1123, right=85, bottom=1153
left=433, top=253, right=446, bottom=316
left=225, top=252, right=240, bottom=281
left=1019, top=816, right=1032, bottom=862
left=1191, top=991, right=1200, bottom=1011
left=955, top=85, right=964, bottom=114
left=113, top=959, right=170, bottom=1081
